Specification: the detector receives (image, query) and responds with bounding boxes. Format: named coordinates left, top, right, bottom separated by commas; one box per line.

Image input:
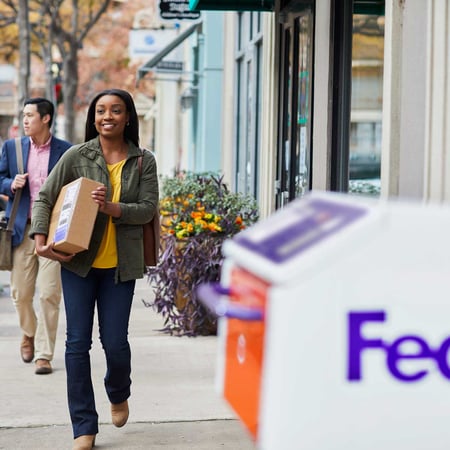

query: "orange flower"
left=191, top=211, right=204, bottom=219
left=207, top=223, right=222, bottom=232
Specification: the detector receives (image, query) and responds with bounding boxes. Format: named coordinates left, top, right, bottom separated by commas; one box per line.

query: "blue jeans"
left=61, top=267, right=135, bottom=438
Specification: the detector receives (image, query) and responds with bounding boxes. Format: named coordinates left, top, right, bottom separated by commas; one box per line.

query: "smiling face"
left=94, top=95, right=129, bottom=140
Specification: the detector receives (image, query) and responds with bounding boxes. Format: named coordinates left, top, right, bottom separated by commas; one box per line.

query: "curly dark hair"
left=84, top=88, right=139, bottom=147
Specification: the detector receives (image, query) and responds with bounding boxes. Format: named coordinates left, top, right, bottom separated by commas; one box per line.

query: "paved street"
left=0, top=270, right=255, bottom=449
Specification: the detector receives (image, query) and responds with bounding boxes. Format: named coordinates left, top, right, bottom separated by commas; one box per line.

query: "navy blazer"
left=0, top=135, right=72, bottom=247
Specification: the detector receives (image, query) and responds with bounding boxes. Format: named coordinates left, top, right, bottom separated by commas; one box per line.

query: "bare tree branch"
left=1, top=0, right=120, bottom=141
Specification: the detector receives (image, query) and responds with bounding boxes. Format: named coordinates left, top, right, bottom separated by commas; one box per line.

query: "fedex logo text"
left=347, top=311, right=450, bottom=382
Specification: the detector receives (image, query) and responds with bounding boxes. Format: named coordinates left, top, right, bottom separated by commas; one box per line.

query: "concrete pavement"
left=0, top=270, right=255, bottom=449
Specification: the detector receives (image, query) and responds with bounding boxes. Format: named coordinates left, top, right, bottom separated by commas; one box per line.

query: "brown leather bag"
left=138, top=150, right=160, bottom=267
left=143, top=209, right=160, bottom=267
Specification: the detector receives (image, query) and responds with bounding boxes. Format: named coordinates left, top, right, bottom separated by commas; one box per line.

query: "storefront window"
left=235, top=12, right=263, bottom=198
left=349, top=14, right=384, bottom=196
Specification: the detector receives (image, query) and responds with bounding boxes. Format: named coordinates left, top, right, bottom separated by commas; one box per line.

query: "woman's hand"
left=34, top=234, right=75, bottom=262
left=91, top=185, right=122, bottom=218
left=91, top=185, right=107, bottom=212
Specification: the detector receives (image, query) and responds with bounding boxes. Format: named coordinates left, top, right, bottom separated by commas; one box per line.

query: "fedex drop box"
left=47, top=177, right=102, bottom=254
left=200, top=191, right=450, bottom=450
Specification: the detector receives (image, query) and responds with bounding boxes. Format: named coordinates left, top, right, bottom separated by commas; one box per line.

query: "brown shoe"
left=20, top=335, right=34, bottom=363
left=72, top=434, right=96, bottom=450
left=111, top=400, right=129, bottom=427
left=35, top=359, right=52, bottom=375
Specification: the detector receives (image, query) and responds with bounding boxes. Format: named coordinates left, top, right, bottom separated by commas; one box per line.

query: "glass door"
left=275, top=3, right=314, bottom=208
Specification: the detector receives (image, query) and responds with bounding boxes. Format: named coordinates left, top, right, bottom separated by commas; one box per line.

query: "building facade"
left=181, top=0, right=449, bottom=219
left=6, top=0, right=441, bottom=210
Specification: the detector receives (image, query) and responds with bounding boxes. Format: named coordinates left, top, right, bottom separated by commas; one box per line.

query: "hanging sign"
left=189, top=0, right=274, bottom=11
left=159, top=0, right=201, bottom=20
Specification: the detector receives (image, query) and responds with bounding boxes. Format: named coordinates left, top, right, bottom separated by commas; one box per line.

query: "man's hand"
left=12, top=173, right=28, bottom=191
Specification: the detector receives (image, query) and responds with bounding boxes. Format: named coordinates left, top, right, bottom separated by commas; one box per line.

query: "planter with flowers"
left=146, top=171, right=259, bottom=336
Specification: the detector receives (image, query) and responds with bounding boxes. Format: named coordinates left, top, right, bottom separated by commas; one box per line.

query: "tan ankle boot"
left=111, top=400, right=129, bottom=427
left=72, top=434, right=96, bottom=450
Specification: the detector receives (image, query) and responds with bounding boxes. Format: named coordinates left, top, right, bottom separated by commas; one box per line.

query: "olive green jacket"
left=30, top=137, right=159, bottom=282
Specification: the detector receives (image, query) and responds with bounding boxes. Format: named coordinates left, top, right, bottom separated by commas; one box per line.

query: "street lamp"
left=180, top=86, right=197, bottom=111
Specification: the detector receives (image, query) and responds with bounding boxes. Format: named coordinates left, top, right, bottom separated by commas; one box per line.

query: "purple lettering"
left=347, top=311, right=386, bottom=381
left=387, top=336, right=432, bottom=382
left=436, top=337, right=450, bottom=378
left=348, top=310, right=450, bottom=382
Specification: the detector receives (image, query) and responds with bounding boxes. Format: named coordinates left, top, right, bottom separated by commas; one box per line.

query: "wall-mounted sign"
left=129, top=28, right=182, bottom=63
left=157, top=61, right=184, bottom=72
left=159, top=0, right=201, bottom=20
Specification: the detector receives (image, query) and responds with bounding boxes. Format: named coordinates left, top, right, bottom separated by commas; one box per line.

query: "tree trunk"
left=63, top=44, right=79, bottom=143
left=17, top=0, right=30, bottom=131
left=44, top=28, right=55, bottom=104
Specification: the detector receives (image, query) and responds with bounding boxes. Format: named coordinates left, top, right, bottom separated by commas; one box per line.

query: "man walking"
left=0, top=97, right=71, bottom=374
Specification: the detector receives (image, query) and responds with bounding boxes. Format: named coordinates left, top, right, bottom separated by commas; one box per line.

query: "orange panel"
left=223, top=268, right=269, bottom=439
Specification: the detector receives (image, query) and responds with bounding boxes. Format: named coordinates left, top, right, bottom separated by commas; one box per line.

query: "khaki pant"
left=11, top=224, right=62, bottom=361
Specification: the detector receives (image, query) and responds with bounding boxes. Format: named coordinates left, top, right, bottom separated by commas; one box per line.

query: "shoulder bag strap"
left=15, top=137, right=24, bottom=175
left=6, top=138, right=24, bottom=231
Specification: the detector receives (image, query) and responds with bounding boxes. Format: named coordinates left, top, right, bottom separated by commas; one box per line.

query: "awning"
left=354, top=0, right=385, bottom=15
left=189, top=0, right=274, bottom=12
left=136, top=22, right=202, bottom=83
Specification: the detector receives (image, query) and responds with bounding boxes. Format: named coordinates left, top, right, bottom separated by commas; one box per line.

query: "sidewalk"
left=0, top=270, right=255, bottom=450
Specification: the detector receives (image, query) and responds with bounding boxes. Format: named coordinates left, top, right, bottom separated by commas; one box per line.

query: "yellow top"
left=92, top=159, right=126, bottom=268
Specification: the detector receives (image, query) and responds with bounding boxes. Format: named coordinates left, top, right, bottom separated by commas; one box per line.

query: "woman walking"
left=30, top=89, right=159, bottom=449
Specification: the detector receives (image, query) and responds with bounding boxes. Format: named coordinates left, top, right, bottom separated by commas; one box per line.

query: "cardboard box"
left=47, top=177, right=102, bottom=254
